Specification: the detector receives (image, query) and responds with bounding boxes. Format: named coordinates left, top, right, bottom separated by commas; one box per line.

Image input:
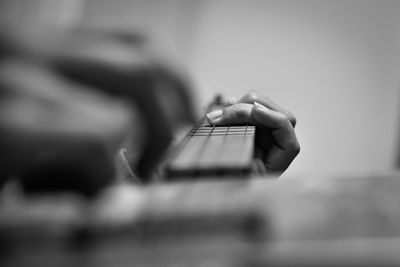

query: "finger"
left=240, top=92, right=296, bottom=127
left=263, top=145, right=299, bottom=175
left=252, top=102, right=298, bottom=151
left=206, top=101, right=291, bottom=130
left=252, top=103, right=300, bottom=173
left=206, top=103, right=255, bottom=125
left=251, top=158, right=268, bottom=176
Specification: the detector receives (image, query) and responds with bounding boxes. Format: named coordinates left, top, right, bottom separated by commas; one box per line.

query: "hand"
left=206, top=92, right=299, bottom=175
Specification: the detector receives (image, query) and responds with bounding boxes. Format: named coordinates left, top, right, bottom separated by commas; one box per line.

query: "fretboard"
left=166, top=124, right=255, bottom=179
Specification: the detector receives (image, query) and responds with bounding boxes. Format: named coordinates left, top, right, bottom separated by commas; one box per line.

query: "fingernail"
left=206, top=109, right=223, bottom=124
left=254, top=102, right=269, bottom=110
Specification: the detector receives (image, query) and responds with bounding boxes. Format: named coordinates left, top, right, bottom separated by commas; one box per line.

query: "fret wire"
left=210, top=124, right=216, bottom=136
left=168, top=124, right=256, bottom=175
left=189, top=125, right=255, bottom=136
left=195, top=124, right=215, bottom=170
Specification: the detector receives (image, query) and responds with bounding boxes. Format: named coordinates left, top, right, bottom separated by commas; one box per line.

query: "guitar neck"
left=165, top=122, right=256, bottom=180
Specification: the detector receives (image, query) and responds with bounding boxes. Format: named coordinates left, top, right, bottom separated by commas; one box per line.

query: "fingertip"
left=251, top=101, right=289, bottom=129
left=205, top=113, right=213, bottom=125
left=228, top=97, right=238, bottom=105
left=206, top=109, right=223, bottom=125
left=252, top=102, right=272, bottom=120
left=254, top=101, right=269, bottom=110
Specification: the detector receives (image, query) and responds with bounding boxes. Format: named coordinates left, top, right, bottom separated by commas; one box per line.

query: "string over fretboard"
left=166, top=125, right=255, bottom=178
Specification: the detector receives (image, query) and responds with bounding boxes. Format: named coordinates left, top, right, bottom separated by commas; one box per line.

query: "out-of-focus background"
left=1, top=0, right=399, bottom=177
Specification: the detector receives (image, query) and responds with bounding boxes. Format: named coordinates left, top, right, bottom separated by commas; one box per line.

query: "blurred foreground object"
left=1, top=173, right=400, bottom=266
left=0, top=25, right=197, bottom=194
left=0, top=59, right=133, bottom=195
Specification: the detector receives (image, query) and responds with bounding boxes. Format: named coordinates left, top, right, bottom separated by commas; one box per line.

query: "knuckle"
left=287, top=139, right=300, bottom=156
left=286, top=110, right=297, bottom=127
left=242, top=91, right=259, bottom=103
left=275, top=113, right=290, bottom=127
left=232, top=104, right=251, bottom=119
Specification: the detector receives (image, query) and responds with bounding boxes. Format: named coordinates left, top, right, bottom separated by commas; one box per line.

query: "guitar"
left=160, top=95, right=259, bottom=180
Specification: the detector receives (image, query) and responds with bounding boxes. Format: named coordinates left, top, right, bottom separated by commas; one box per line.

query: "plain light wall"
left=188, top=0, right=400, bottom=177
